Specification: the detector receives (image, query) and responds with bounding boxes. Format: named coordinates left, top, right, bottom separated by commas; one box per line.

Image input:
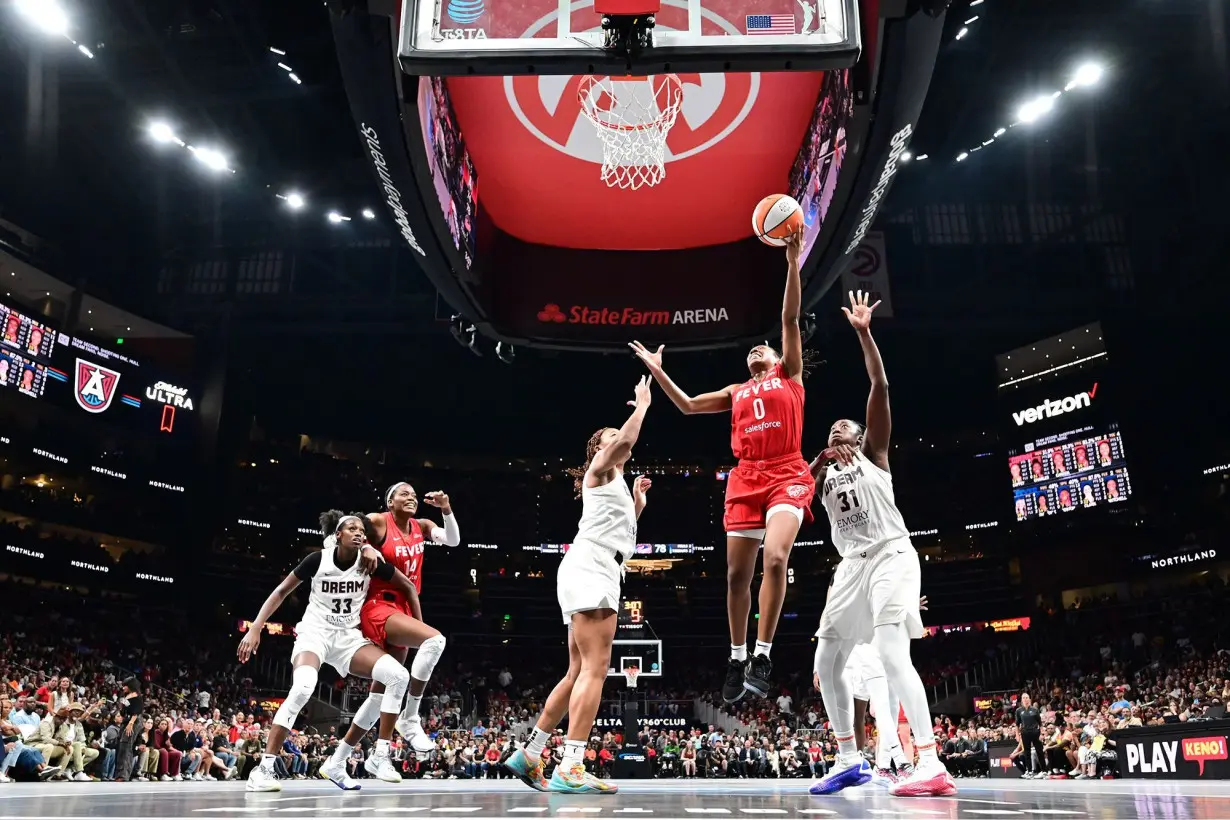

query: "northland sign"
left=1012, top=383, right=1098, bottom=426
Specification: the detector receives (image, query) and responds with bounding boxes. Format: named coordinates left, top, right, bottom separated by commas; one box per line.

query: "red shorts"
left=360, top=594, right=413, bottom=650
left=724, top=453, right=816, bottom=533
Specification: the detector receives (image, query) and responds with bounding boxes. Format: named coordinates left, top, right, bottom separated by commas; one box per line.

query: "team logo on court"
left=74, top=358, right=121, bottom=414
left=504, top=5, right=759, bottom=165
left=786, top=484, right=810, bottom=498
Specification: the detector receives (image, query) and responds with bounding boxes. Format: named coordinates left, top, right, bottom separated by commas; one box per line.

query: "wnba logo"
left=447, top=0, right=484, bottom=24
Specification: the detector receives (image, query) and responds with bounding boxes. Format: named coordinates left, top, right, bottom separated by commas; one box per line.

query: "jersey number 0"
left=752, top=398, right=766, bottom=420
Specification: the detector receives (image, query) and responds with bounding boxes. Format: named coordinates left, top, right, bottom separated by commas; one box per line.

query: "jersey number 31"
left=837, top=490, right=861, bottom=512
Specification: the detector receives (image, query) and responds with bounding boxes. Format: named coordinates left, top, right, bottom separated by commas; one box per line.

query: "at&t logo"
left=447, top=0, right=485, bottom=24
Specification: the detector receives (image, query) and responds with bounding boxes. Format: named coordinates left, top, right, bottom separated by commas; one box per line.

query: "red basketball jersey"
left=368, top=513, right=426, bottom=597
left=729, top=362, right=806, bottom=461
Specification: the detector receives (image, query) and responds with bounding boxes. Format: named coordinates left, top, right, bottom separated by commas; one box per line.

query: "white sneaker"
left=397, top=717, right=435, bottom=755
left=320, top=758, right=361, bottom=791
left=0, top=772, right=11, bottom=783
left=173, top=773, right=183, bottom=781
left=246, top=765, right=282, bottom=792
left=73, top=772, right=91, bottom=782
left=160, top=774, right=171, bottom=782
left=364, top=751, right=403, bottom=783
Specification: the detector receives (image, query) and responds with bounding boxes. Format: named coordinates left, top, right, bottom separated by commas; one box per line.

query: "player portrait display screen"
left=1000, top=361, right=1131, bottom=522
left=1009, top=427, right=1132, bottom=521
left=418, top=76, right=478, bottom=269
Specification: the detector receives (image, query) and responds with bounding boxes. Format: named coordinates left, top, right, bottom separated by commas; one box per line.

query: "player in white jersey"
left=808, top=291, right=955, bottom=798
left=505, top=376, right=653, bottom=795
left=237, top=510, right=421, bottom=792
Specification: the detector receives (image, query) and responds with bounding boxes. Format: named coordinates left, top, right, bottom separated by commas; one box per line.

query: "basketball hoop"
left=623, top=666, right=640, bottom=689
left=577, top=74, right=683, bottom=191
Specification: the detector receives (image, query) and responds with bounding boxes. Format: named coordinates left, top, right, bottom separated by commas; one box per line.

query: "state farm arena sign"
left=537, top=304, right=729, bottom=327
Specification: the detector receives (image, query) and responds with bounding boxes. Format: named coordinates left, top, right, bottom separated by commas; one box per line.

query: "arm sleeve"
left=430, top=512, right=461, bottom=546
left=292, top=551, right=322, bottom=581
left=371, top=561, right=396, bottom=582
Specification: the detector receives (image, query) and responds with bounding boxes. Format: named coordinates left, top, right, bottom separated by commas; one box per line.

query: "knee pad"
left=372, top=654, right=410, bottom=713
left=274, top=665, right=318, bottom=729
left=353, top=692, right=384, bottom=731
left=410, top=633, right=446, bottom=682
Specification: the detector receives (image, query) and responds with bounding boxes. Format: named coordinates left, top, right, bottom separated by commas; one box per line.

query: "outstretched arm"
left=419, top=492, right=460, bottom=546
left=632, top=475, right=652, bottom=519
left=842, top=290, right=890, bottom=470
left=629, top=340, right=735, bottom=414
left=780, top=232, right=805, bottom=381
left=591, top=377, right=652, bottom=474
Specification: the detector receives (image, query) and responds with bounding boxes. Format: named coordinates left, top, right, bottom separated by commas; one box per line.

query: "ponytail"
left=565, top=428, right=609, bottom=499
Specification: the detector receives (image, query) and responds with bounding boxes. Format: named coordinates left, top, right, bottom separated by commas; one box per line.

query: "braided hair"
left=565, top=428, right=611, bottom=499
left=761, top=345, right=823, bottom=378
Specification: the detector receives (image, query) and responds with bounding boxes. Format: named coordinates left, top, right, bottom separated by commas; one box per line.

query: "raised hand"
left=628, top=375, right=652, bottom=408
left=784, top=230, right=804, bottom=266
left=840, top=289, right=881, bottom=331
left=237, top=631, right=261, bottom=664
left=633, top=475, right=652, bottom=504
left=820, top=443, right=858, bottom=466
left=424, top=491, right=451, bottom=511
left=628, top=340, right=664, bottom=372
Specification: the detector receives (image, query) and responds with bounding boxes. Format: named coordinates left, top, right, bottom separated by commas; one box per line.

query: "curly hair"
left=318, top=509, right=367, bottom=538
left=565, top=428, right=611, bottom=499
left=762, top=345, right=823, bottom=378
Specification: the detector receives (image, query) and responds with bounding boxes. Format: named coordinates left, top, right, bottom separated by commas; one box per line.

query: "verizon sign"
left=1012, top=383, right=1098, bottom=427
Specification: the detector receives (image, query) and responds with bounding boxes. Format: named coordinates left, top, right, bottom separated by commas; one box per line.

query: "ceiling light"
left=1069, top=62, right=1104, bottom=89
left=16, top=0, right=69, bottom=37
left=148, top=121, right=181, bottom=145
left=956, top=152, right=969, bottom=162
left=191, top=146, right=231, bottom=173
left=361, top=208, right=376, bottom=220
left=279, top=192, right=306, bottom=210
left=955, top=27, right=968, bottom=39
left=1017, top=95, right=1055, bottom=124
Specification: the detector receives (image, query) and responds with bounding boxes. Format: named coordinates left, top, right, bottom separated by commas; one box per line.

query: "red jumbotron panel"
left=594, top=0, right=661, bottom=13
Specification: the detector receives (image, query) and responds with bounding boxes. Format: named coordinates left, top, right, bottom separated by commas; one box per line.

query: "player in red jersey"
left=631, top=232, right=814, bottom=704
left=316, top=482, right=459, bottom=790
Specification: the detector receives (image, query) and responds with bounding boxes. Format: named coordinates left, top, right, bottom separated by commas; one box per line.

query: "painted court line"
left=557, top=809, right=603, bottom=814
left=615, top=810, right=654, bottom=814
left=684, top=811, right=731, bottom=815
left=1023, top=812, right=1085, bottom=816
left=373, top=810, right=432, bottom=814
left=507, top=809, right=550, bottom=814
left=431, top=810, right=483, bottom=814
left=963, top=812, right=1024, bottom=816
left=739, top=811, right=788, bottom=815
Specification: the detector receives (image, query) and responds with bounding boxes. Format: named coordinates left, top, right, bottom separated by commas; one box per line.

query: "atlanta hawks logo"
left=504, top=3, right=758, bottom=165
left=786, top=484, right=810, bottom=499
left=74, top=358, right=120, bottom=414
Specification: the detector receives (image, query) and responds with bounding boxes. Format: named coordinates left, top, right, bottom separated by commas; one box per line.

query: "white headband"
left=385, top=482, right=409, bottom=509
left=334, top=515, right=362, bottom=535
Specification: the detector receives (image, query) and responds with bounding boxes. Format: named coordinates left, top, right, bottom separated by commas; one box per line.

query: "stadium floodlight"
left=190, top=146, right=231, bottom=173
left=1016, top=95, right=1055, bottom=124
left=900, top=151, right=912, bottom=162
left=269, top=47, right=286, bottom=55
left=327, top=211, right=351, bottom=223
left=955, top=27, right=968, bottom=40
left=956, top=152, right=969, bottom=162
left=277, top=192, right=306, bottom=210
left=77, top=44, right=93, bottom=58
left=964, top=15, right=979, bottom=24
left=993, top=127, right=1006, bottom=137
left=1068, top=62, right=1104, bottom=90
left=914, top=153, right=928, bottom=161
left=361, top=208, right=376, bottom=220
left=16, top=0, right=69, bottom=37
left=148, top=121, right=184, bottom=146
left=288, top=73, right=302, bottom=85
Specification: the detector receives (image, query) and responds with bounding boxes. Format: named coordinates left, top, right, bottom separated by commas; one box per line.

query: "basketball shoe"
left=722, top=659, right=748, bottom=704
left=397, top=716, right=436, bottom=755
left=246, top=764, right=281, bottom=792
left=319, top=758, right=361, bottom=790
left=889, top=760, right=957, bottom=796
left=548, top=762, right=618, bottom=794
left=870, top=766, right=899, bottom=788
left=364, top=749, right=403, bottom=783
left=809, top=755, right=872, bottom=795
left=504, top=748, right=550, bottom=791
left=743, top=654, right=773, bottom=698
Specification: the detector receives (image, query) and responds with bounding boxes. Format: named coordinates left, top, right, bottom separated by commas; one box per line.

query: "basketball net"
left=577, top=74, right=683, bottom=191
left=623, top=666, right=640, bottom=689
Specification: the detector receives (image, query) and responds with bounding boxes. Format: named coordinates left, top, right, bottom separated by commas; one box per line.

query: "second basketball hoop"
left=577, top=74, right=683, bottom=190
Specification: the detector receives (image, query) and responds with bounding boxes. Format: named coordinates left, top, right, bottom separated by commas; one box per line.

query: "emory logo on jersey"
left=74, top=358, right=121, bottom=414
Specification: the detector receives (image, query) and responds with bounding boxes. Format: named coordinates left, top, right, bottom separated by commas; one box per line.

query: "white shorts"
left=291, top=622, right=373, bottom=678
left=842, top=643, right=886, bottom=701
left=817, top=538, right=924, bottom=644
left=557, top=540, right=623, bottom=625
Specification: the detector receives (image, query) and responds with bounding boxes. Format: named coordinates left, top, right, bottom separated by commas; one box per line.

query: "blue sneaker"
left=548, top=762, right=618, bottom=794
left=504, top=748, right=550, bottom=792
left=809, top=756, right=872, bottom=795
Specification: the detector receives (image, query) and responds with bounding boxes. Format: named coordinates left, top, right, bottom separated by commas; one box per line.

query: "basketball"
left=752, top=194, right=804, bottom=246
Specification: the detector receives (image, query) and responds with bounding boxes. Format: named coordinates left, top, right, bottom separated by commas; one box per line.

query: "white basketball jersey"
left=820, top=451, right=910, bottom=559
left=574, top=472, right=637, bottom=560
left=300, top=547, right=371, bottom=630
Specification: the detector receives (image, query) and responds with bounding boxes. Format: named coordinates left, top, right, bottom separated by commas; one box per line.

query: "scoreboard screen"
left=1008, top=425, right=1133, bottom=520
left=619, top=599, right=645, bottom=627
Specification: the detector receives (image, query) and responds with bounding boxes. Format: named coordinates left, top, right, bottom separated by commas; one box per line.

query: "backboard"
left=398, top=0, right=860, bottom=75
left=607, top=638, right=664, bottom=678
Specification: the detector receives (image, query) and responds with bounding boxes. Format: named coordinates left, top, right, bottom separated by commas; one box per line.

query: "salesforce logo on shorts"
left=447, top=0, right=485, bottom=24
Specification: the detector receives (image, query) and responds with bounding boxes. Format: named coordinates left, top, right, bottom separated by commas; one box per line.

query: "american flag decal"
left=746, top=14, right=796, bottom=35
